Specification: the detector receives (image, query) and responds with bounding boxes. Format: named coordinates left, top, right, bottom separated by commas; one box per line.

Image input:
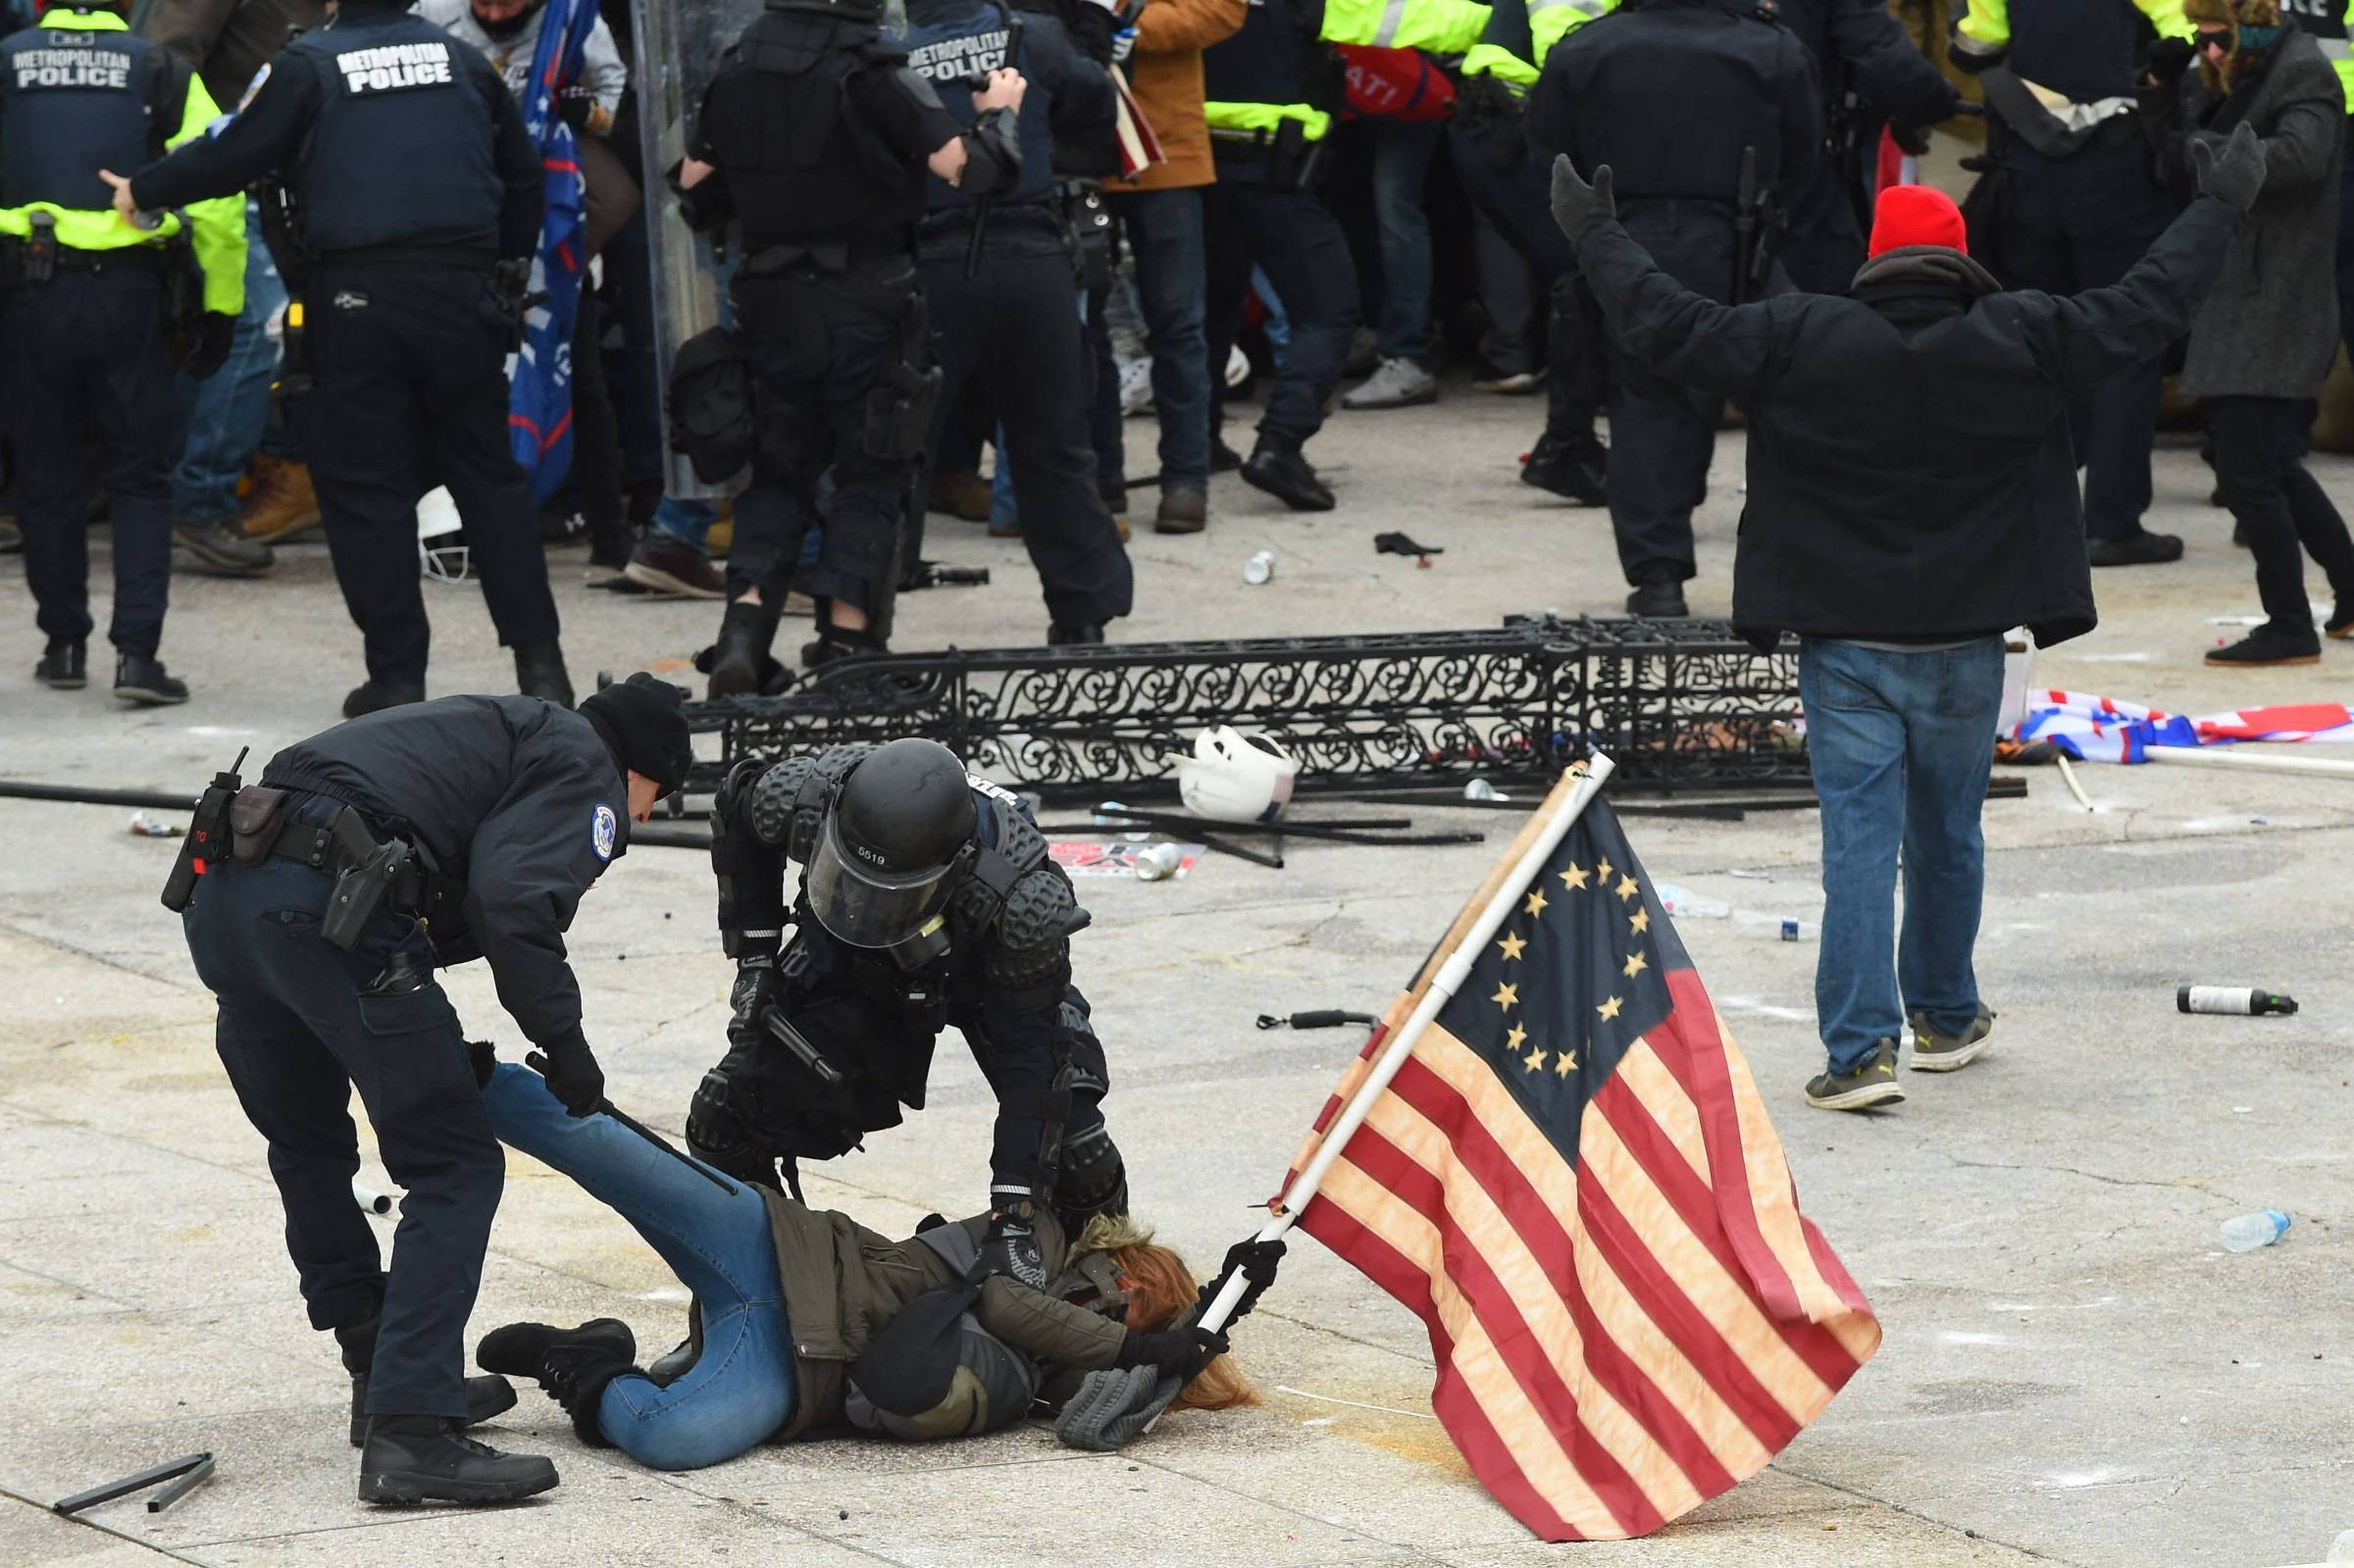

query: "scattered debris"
left=1243, top=551, right=1276, bottom=585
left=53, top=1453, right=213, bottom=1518
left=2177, top=986, right=2298, bottom=1017
left=2219, top=1210, right=2290, bottom=1253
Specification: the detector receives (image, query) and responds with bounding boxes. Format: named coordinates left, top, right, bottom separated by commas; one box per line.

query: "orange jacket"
left=1121, top=0, right=1250, bottom=192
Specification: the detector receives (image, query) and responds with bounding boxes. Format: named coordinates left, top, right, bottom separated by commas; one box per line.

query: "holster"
left=1266, top=120, right=1323, bottom=193
left=1059, top=180, right=1114, bottom=293
left=322, top=834, right=417, bottom=952
left=862, top=286, right=942, bottom=463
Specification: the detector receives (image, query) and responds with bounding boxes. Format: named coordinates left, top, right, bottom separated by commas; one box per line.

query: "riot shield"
left=632, top=0, right=764, bottom=499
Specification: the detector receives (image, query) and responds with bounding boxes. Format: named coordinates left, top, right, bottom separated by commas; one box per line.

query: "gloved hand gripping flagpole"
left=1195, top=753, right=1617, bottom=1336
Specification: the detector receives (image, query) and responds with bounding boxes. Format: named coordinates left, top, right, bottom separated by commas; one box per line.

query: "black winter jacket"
left=1570, top=194, right=2242, bottom=651
left=263, top=695, right=627, bottom=1055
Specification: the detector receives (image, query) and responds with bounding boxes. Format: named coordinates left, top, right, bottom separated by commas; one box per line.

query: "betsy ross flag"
left=1283, top=770, right=1879, bottom=1541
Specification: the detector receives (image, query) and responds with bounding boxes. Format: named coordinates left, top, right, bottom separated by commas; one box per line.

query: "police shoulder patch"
left=591, top=803, right=618, bottom=861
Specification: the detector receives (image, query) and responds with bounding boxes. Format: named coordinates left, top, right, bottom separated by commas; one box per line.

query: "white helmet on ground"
left=417, top=486, right=471, bottom=585
left=1174, top=727, right=1299, bottom=823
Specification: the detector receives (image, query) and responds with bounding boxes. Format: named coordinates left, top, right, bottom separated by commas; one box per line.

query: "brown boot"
left=241, top=458, right=323, bottom=543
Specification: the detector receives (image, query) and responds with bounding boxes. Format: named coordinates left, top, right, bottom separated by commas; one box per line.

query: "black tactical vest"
left=284, top=14, right=501, bottom=254
left=0, top=19, right=169, bottom=213
left=696, top=12, right=929, bottom=256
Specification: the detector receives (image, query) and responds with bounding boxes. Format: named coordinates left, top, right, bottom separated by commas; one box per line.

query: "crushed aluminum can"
left=1133, top=842, right=1185, bottom=882
left=1243, top=550, right=1277, bottom=586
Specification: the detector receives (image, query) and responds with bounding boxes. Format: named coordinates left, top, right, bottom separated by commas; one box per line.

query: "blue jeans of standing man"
left=171, top=200, right=291, bottom=525
left=1367, top=120, right=1442, bottom=363
left=1800, top=636, right=2006, bottom=1074
left=484, top=1064, right=796, bottom=1471
left=1105, top=187, right=1211, bottom=494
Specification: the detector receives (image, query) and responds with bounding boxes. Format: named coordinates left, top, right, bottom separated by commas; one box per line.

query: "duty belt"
left=315, top=244, right=498, bottom=273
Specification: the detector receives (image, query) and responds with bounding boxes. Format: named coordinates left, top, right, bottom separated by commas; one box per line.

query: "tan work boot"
left=241, top=457, right=323, bottom=543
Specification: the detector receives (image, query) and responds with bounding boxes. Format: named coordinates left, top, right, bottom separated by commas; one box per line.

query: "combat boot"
left=357, top=1417, right=557, bottom=1505
left=336, top=1313, right=519, bottom=1448
left=706, top=599, right=777, bottom=698
left=1241, top=439, right=1334, bottom=513
left=114, top=653, right=189, bottom=707
left=239, top=457, right=322, bottom=543
left=35, top=638, right=85, bottom=689
left=514, top=641, right=575, bottom=707
left=1519, top=432, right=1607, bottom=505
left=476, top=1318, right=641, bottom=1447
left=799, top=619, right=886, bottom=671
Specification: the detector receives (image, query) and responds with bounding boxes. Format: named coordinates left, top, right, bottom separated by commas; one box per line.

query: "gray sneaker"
left=1908, top=1004, right=1995, bottom=1072
left=1804, top=1040, right=1905, bottom=1111
left=1342, top=357, right=1438, bottom=410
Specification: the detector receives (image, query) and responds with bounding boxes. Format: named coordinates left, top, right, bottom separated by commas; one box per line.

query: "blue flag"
left=506, top=0, right=602, bottom=502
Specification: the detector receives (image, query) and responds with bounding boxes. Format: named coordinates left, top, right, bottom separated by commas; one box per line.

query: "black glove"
left=183, top=311, right=236, bottom=379
left=1549, top=155, right=1616, bottom=245
left=980, top=1200, right=1049, bottom=1290
left=557, top=82, right=596, bottom=134
left=1116, top=1324, right=1230, bottom=1380
left=2144, top=35, right=2195, bottom=87
left=528, top=1039, right=606, bottom=1118
left=2192, top=122, right=2266, bottom=213
left=1197, top=1238, right=1286, bottom=1327
left=728, top=957, right=780, bottom=1037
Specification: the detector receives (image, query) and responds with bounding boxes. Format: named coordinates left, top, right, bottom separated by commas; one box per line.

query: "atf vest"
left=694, top=12, right=928, bottom=255
left=896, top=0, right=1058, bottom=216
left=0, top=16, right=168, bottom=214
left=2281, top=0, right=2354, bottom=105
left=284, top=13, right=501, bottom=254
left=1204, top=0, right=1485, bottom=145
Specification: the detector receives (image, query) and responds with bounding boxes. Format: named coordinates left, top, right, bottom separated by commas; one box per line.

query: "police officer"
left=1528, top=0, right=1818, bottom=617
left=1453, top=0, right=1611, bottom=506
left=175, top=673, right=692, bottom=1503
left=2, top=0, right=248, bottom=705
left=1953, top=0, right=2192, bottom=567
left=901, top=0, right=1134, bottom=643
left=105, top=0, right=576, bottom=717
left=1198, top=0, right=1481, bottom=511
left=680, top=0, right=1029, bottom=690
left=688, top=738, right=1129, bottom=1290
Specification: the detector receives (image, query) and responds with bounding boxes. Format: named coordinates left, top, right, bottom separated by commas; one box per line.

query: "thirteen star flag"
left=1283, top=776, right=1880, bottom=1541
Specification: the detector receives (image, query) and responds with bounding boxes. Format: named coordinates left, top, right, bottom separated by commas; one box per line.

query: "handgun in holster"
left=863, top=289, right=944, bottom=461
left=1268, top=119, right=1322, bottom=192
left=24, top=212, right=57, bottom=284
left=322, top=825, right=417, bottom=953
left=161, top=748, right=250, bottom=912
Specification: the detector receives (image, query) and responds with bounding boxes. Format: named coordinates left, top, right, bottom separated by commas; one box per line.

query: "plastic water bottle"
left=2219, top=1209, right=2290, bottom=1252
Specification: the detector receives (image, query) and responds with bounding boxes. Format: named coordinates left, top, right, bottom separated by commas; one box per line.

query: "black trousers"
left=2, top=266, right=175, bottom=658
left=2208, top=395, right=2354, bottom=638
left=181, top=853, right=502, bottom=1420
left=918, top=237, right=1133, bottom=632
left=292, top=262, right=560, bottom=687
left=1203, top=175, right=1361, bottom=452
left=1447, top=122, right=1605, bottom=446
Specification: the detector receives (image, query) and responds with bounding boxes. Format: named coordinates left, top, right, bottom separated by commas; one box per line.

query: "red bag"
left=1337, top=45, right=1458, bottom=124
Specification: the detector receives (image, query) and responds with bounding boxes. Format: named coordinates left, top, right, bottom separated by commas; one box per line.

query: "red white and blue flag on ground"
left=2018, top=691, right=2354, bottom=764
left=505, top=0, right=601, bottom=502
left=1282, top=772, right=1880, bottom=1541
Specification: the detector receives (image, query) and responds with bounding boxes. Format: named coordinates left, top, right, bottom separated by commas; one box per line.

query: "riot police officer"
left=1528, top=0, right=1818, bottom=617
left=106, top=0, right=575, bottom=718
left=680, top=0, right=1029, bottom=690
left=174, top=673, right=693, bottom=1502
left=689, top=738, right=1128, bottom=1290
left=900, top=0, right=1133, bottom=644
left=2, top=0, right=248, bottom=706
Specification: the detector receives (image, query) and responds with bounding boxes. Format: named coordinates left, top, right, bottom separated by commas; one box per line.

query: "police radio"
left=161, top=748, right=248, bottom=913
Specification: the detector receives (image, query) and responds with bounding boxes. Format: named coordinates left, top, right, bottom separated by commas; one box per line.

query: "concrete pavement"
left=2, top=383, right=2349, bottom=1567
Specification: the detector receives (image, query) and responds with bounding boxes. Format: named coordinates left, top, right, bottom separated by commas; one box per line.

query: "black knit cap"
left=580, top=673, right=694, bottom=797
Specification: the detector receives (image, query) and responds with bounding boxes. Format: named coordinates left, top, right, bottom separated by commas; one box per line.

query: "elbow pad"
left=960, top=108, right=1025, bottom=197
left=713, top=761, right=788, bottom=960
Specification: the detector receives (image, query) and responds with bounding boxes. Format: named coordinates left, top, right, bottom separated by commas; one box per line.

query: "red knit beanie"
left=1868, top=184, right=1969, bottom=258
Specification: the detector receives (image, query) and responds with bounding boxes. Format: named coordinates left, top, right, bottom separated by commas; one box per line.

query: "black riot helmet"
left=805, top=739, right=977, bottom=948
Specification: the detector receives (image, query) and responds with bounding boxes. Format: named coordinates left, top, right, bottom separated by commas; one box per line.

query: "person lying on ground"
left=469, top=1060, right=1266, bottom=1471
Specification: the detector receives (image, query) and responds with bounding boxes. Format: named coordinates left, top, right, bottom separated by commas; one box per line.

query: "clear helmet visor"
left=805, top=810, right=956, bottom=948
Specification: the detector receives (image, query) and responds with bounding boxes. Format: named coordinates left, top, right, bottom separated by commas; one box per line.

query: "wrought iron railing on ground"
left=681, top=614, right=1807, bottom=798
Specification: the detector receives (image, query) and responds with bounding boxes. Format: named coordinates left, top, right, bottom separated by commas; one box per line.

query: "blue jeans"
left=1106, top=187, right=1212, bottom=491
left=483, top=1065, right=796, bottom=1471
left=1800, top=637, right=2005, bottom=1074
left=171, top=200, right=291, bottom=524
left=1367, top=120, right=1441, bottom=363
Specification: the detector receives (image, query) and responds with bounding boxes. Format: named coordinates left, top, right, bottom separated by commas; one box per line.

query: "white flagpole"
left=2144, top=746, right=2354, bottom=780
left=1197, top=752, right=1617, bottom=1334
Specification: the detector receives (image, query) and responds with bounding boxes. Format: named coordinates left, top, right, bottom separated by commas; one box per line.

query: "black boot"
left=1048, top=621, right=1105, bottom=646
left=336, top=1314, right=520, bottom=1448
left=706, top=600, right=777, bottom=698
left=1625, top=570, right=1688, bottom=619
left=1519, top=431, right=1607, bottom=505
left=357, top=1416, right=558, bottom=1505
left=344, top=681, right=426, bottom=719
left=476, top=1318, right=640, bottom=1448
left=798, top=617, right=887, bottom=671
left=114, top=653, right=189, bottom=706
left=35, top=638, right=85, bottom=689
left=514, top=640, right=575, bottom=708
left=1241, top=438, right=1335, bottom=512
